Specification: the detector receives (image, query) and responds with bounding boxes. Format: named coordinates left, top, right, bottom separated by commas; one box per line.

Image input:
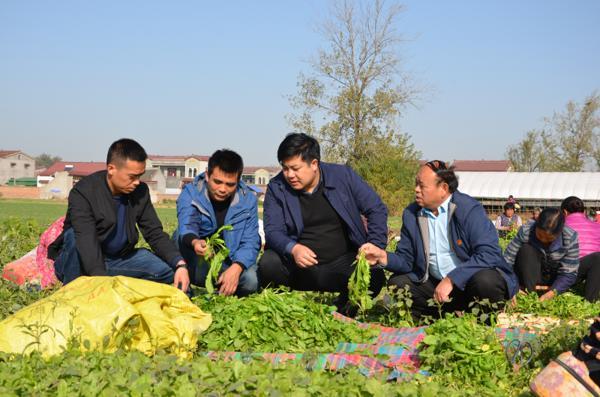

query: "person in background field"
left=49, top=138, right=190, bottom=291
left=507, top=195, right=521, bottom=210
left=174, top=149, right=260, bottom=296
left=361, top=160, right=517, bottom=322
left=504, top=208, right=579, bottom=301
left=259, top=133, right=388, bottom=315
left=531, top=207, right=542, bottom=222
left=561, top=196, right=600, bottom=302
left=495, top=202, right=523, bottom=238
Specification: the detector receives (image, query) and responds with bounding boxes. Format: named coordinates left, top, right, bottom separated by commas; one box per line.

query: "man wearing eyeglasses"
left=362, top=160, right=518, bottom=321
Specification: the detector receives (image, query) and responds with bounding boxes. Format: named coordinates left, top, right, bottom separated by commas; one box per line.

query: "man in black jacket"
left=49, top=138, right=190, bottom=291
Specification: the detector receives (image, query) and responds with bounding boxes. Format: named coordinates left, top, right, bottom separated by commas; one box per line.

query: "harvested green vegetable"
left=348, top=251, right=373, bottom=312
left=194, top=289, right=378, bottom=352
left=510, top=291, right=600, bottom=319
left=203, top=224, right=233, bottom=294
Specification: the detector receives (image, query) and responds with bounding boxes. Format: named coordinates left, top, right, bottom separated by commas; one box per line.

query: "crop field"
left=0, top=198, right=598, bottom=396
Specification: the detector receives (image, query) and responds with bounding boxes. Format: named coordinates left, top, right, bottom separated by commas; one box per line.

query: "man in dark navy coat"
left=259, top=133, right=388, bottom=311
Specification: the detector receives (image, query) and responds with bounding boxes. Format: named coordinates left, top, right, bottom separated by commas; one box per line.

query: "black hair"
left=207, top=149, right=244, bottom=179
left=106, top=138, right=147, bottom=165
left=536, top=208, right=565, bottom=236
left=503, top=202, right=515, bottom=211
left=561, top=196, right=585, bottom=214
left=277, top=133, right=320, bottom=164
left=424, top=160, right=459, bottom=193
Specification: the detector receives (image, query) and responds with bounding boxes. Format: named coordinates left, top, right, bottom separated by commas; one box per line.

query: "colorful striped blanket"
left=204, top=312, right=536, bottom=380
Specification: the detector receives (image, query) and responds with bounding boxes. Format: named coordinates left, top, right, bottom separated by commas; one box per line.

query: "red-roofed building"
left=38, top=161, right=106, bottom=178
left=0, top=150, right=35, bottom=184
left=451, top=160, right=512, bottom=172
left=37, top=161, right=106, bottom=186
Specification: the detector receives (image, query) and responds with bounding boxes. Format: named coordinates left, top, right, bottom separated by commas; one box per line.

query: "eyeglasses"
left=425, top=160, right=447, bottom=172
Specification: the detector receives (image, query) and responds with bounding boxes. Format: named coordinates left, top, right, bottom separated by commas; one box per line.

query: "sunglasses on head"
left=425, top=160, right=447, bottom=172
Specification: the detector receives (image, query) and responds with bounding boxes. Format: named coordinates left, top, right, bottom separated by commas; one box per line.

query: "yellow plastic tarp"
left=0, top=276, right=212, bottom=358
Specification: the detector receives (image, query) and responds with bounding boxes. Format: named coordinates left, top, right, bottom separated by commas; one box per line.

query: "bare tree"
left=549, top=92, right=599, bottom=171
left=507, top=92, right=600, bottom=171
left=506, top=130, right=553, bottom=172
left=288, top=0, right=417, bottom=165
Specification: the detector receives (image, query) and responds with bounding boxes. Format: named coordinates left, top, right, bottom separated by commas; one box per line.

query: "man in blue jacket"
left=259, top=133, right=387, bottom=312
left=174, top=149, right=260, bottom=296
left=362, top=160, right=518, bottom=320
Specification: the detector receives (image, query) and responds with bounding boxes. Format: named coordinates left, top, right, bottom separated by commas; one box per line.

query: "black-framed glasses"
left=425, top=160, right=447, bottom=172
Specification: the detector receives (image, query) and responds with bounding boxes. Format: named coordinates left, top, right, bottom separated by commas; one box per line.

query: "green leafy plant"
left=499, top=227, right=518, bottom=251
left=203, top=224, right=233, bottom=294
left=419, top=314, right=512, bottom=394
left=348, top=251, right=373, bottom=313
left=194, top=288, right=377, bottom=353
left=359, top=285, right=415, bottom=327
left=509, top=291, right=600, bottom=319
left=0, top=349, right=445, bottom=396
left=0, top=218, right=42, bottom=269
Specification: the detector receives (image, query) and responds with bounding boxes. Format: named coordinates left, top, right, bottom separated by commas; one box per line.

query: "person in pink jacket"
left=562, top=196, right=600, bottom=302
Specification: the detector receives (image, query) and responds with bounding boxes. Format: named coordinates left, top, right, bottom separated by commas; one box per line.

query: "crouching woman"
left=504, top=208, right=579, bottom=301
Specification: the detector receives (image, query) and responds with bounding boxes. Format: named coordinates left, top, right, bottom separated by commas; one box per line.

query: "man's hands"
left=536, top=285, right=556, bottom=302
left=173, top=261, right=190, bottom=292
left=192, top=239, right=208, bottom=256
left=291, top=244, right=318, bottom=268
left=434, top=277, right=454, bottom=303
left=217, top=263, right=243, bottom=296
left=359, top=243, right=387, bottom=266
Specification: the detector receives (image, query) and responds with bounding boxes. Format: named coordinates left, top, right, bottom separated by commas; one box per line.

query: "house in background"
left=37, top=162, right=106, bottom=187
left=0, top=150, right=35, bottom=185
left=37, top=162, right=106, bottom=199
left=146, top=155, right=209, bottom=194
left=241, top=166, right=280, bottom=186
left=33, top=157, right=281, bottom=202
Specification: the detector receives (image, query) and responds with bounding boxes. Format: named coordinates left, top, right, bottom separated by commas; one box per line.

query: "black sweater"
left=48, top=170, right=182, bottom=276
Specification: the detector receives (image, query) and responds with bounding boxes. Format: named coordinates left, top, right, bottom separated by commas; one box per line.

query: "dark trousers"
left=513, top=243, right=559, bottom=292
left=577, top=252, right=600, bottom=302
left=54, top=228, right=175, bottom=285
left=258, top=249, right=386, bottom=300
left=388, top=269, right=509, bottom=321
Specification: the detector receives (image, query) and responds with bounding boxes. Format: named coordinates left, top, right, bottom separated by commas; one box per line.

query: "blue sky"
left=1, top=1, right=599, bottom=165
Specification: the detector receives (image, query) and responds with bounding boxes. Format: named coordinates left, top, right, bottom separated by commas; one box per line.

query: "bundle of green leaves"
left=203, top=225, right=233, bottom=294
left=419, top=314, right=512, bottom=394
left=194, top=289, right=378, bottom=353
left=348, top=251, right=373, bottom=312
left=510, top=291, right=600, bottom=319
left=498, top=228, right=518, bottom=252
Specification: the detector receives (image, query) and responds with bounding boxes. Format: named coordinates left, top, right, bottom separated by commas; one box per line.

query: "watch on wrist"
left=175, top=262, right=188, bottom=270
